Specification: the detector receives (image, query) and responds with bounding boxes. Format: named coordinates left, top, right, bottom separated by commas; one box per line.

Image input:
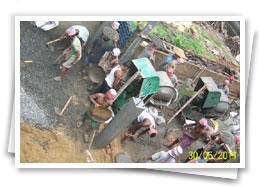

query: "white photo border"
left=15, top=16, right=245, bottom=168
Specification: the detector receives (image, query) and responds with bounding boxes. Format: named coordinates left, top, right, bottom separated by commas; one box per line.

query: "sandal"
left=84, top=133, right=90, bottom=143
left=77, top=121, right=83, bottom=128
left=54, top=77, right=62, bottom=81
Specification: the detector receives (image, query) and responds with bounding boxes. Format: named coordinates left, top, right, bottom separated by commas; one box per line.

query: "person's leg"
left=54, top=66, right=68, bottom=81
left=80, top=57, right=90, bottom=74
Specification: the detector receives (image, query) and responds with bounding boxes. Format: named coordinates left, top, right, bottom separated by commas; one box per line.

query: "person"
left=53, top=28, right=81, bottom=81
left=138, top=43, right=156, bottom=66
left=98, top=48, right=121, bottom=72
left=218, top=79, right=230, bottom=96
left=164, top=118, right=208, bottom=150
left=46, top=25, right=89, bottom=49
left=165, top=67, right=179, bottom=87
left=79, top=27, right=115, bottom=74
left=77, top=89, right=117, bottom=142
left=200, top=124, right=215, bottom=143
left=106, top=22, right=120, bottom=47
left=158, top=47, right=186, bottom=71
left=93, top=59, right=129, bottom=93
left=145, top=146, right=183, bottom=163
left=121, top=111, right=158, bottom=144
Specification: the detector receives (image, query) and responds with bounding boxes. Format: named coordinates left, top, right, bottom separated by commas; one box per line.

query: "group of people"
left=46, top=22, right=238, bottom=163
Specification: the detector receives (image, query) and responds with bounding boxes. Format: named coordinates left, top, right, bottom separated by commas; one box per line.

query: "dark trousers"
left=94, top=80, right=111, bottom=94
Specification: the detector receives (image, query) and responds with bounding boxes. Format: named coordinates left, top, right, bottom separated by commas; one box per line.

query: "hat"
left=224, top=80, right=230, bottom=85
left=112, top=48, right=121, bottom=57
left=173, top=47, right=187, bottom=59
left=169, top=146, right=183, bottom=158
left=103, top=26, right=120, bottom=41
left=112, top=22, right=120, bottom=30
left=148, top=127, right=158, bottom=137
left=166, top=67, right=174, bottom=77
left=65, top=28, right=76, bottom=36
left=199, top=118, right=208, bottom=129
left=105, top=89, right=117, bottom=100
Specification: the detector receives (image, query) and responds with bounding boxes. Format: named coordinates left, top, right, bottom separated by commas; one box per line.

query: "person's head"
left=197, top=118, right=208, bottom=130
left=148, top=127, right=158, bottom=138
left=111, top=48, right=121, bottom=58
left=121, top=61, right=131, bottom=71
left=65, top=28, right=77, bottom=39
left=112, top=22, right=120, bottom=30
left=223, top=80, right=230, bottom=87
left=166, top=67, right=174, bottom=78
left=105, top=89, right=117, bottom=101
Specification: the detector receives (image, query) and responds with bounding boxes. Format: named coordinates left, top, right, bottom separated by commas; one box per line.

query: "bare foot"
left=84, top=133, right=90, bottom=143
left=54, top=77, right=62, bottom=81
left=77, top=121, right=83, bottom=128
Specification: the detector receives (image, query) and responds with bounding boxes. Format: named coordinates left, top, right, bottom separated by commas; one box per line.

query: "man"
left=121, top=111, right=158, bottom=144
left=93, top=59, right=130, bottom=93
left=158, top=47, right=186, bottom=71
left=138, top=43, right=156, bottom=66
left=79, top=28, right=114, bottom=74
left=165, top=67, right=178, bottom=87
left=53, top=28, right=81, bottom=81
left=77, top=89, right=117, bottom=142
left=164, top=118, right=208, bottom=150
left=106, top=22, right=120, bottom=47
left=145, top=146, right=183, bottom=163
left=218, top=79, right=230, bottom=96
left=98, top=48, right=121, bottom=72
left=46, top=25, right=89, bottom=49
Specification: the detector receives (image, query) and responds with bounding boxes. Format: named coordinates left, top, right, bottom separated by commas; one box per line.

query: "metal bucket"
left=88, top=65, right=105, bottom=84
left=87, top=106, right=112, bottom=122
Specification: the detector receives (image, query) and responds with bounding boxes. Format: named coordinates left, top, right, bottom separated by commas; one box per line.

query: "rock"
left=115, top=152, right=132, bottom=163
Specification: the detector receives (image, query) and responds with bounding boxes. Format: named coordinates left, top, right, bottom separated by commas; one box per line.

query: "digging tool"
left=58, top=96, right=73, bottom=116
left=88, top=130, right=97, bottom=149
left=167, top=84, right=207, bottom=124
left=46, top=38, right=63, bottom=46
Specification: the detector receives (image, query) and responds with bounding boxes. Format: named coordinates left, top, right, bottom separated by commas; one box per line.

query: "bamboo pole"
left=59, top=96, right=73, bottom=116
left=167, top=84, right=207, bottom=124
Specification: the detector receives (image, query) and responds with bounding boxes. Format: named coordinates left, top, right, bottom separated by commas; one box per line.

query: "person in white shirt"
left=121, top=111, right=158, bottom=145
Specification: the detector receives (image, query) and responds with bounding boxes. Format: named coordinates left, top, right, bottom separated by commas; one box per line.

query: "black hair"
left=123, top=61, right=132, bottom=68
left=150, top=133, right=156, bottom=138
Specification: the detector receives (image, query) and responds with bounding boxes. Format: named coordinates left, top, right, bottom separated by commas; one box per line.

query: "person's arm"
left=183, top=132, right=197, bottom=140
left=89, top=93, right=102, bottom=107
left=58, top=33, right=67, bottom=40
left=98, top=53, right=110, bottom=67
left=62, top=46, right=71, bottom=55
left=72, top=50, right=80, bottom=64
left=137, top=128, right=150, bottom=138
left=182, top=123, right=196, bottom=129
left=112, top=70, right=122, bottom=90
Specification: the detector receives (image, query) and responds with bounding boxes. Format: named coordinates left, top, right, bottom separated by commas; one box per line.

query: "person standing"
left=53, top=28, right=81, bottom=81
left=79, top=27, right=115, bottom=74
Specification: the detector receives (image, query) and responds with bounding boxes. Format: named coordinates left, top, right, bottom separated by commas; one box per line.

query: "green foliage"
left=170, top=35, right=206, bottom=56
